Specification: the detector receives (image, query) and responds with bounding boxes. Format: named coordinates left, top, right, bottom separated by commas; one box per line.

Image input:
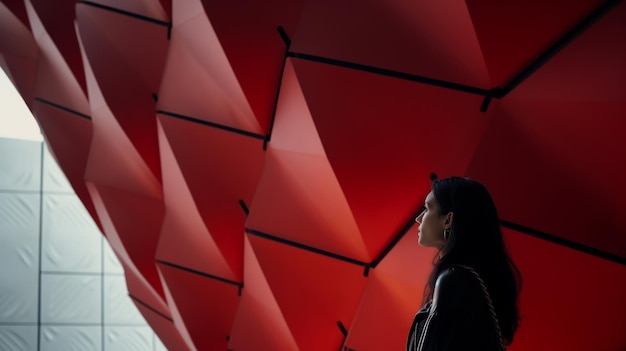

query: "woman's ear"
left=443, top=212, right=454, bottom=229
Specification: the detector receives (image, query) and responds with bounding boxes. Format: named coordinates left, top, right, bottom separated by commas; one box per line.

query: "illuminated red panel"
left=76, top=3, right=168, bottom=180
left=246, top=234, right=368, bottom=351
left=200, top=0, right=307, bottom=132
left=228, top=236, right=299, bottom=351
left=345, top=224, right=437, bottom=351
left=158, top=0, right=264, bottom=135
left=156, top=114, right=265, bottom=280
left=158, top=263, right=240, bottom=351
left=291, top=58, right=491, bottom=258
left=29, top=0, right=87, bottom=93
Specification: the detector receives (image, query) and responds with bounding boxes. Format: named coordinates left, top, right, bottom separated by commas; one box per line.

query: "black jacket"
left=406, top=266, right=502, bottom=351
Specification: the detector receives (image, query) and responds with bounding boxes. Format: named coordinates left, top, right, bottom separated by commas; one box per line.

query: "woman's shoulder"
left=432, top=265, right=483, bottom=310
left=436, top=265, right=477, bottom=286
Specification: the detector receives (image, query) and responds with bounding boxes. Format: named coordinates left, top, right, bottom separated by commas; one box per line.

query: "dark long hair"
left=423, top=177, right=521, bottom=345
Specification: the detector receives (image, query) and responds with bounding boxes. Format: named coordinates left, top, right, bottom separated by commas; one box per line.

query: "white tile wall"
left=40, top=274, right=101, bottom=324
left=0, top=138, right=41, bottom=192
left=0, top=325, right=37, bottom=351
left=40, top=326, right=101, bottom=351
left=0, top=193, right=40, bottom=235
left=154, top=334, right=168, bottom=351
left=0, top=269, right=38, bottom=323
left=104, top=275, right=146, bottom=325
left=42, top=195, right=101, bottom=273
left=103, top=239, right=124, bottom=274
left=104, top=327, right=153, bottom=351
left=0, top=195, right=40, bottom=323
left=42, top=147, right=72, bottom=193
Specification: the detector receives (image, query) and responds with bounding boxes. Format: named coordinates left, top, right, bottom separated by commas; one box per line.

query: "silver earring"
left=443, top=228, right=450, bottom=241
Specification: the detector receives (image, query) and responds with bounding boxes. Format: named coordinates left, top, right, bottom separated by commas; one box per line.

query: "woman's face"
left=415, top=191, right=446, bottom=249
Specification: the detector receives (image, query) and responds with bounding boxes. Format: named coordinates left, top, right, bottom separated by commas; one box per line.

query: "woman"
left=407, top=177, right=521, bottom=351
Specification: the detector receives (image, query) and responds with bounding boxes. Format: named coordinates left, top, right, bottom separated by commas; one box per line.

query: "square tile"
left=0, top=193, right=40, bottom=237
left=42, top=195, right=101, bottom=273
left=41, top=326, right=101, bottom=351
left=104, top=327, right=153, bottom=351
left=0, top=138, right=41, bottom=192
left=0, top=195, right=39, bottom=323
left=42, top=146, right=73, bottom=193
left=0, top=325, right=37, bottom=351
left=41, top=274, right=101, bottom=324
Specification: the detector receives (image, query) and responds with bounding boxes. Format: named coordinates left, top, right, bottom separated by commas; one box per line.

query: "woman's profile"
left=407, top=176, right=521, bottom=351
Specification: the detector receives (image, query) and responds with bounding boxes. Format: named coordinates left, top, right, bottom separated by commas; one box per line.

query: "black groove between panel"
left=245, top=228, right=369, bottom=267
left=34, top=97, right=91, bottom=120
left=500, top=220, right=626, bottom=266
left=128, top=294, right=173, bottom=322
left=287, top=52, right=490, bottom=96
left=157, top=110, right=266, bottom=140
left=156, top=260, right=243, bottom=288
left=79, top=1, right=171, bottom=27
left=36, top=142, right=44, bottom=351
left=277, top=26, right=291, bottom=47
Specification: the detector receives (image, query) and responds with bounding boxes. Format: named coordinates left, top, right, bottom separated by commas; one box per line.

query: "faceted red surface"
left=1, top=1, right=625, bottom=350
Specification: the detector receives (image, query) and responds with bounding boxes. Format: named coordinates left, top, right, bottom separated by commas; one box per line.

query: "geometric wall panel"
left=2, top=0, right=626, bottom=349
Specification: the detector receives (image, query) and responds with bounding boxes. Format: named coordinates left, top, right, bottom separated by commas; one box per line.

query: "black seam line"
left=277, top=26, right=291, bottom=47
left=5, top=322, right=145, bottom=327
left=41, top=271, right=103, bottom=276
left=128, top=294, right=173, bottom=322
left=0, top=322, right=38, bottom=326
left=337, top=321, right=348, bottom=336
left=0, top=190, right=75, bottom=195
left=156, top=260, right=243, bottom=288
left=79, top=1, right=170, bottom=27
left=157, top=110, right=266, bottom=141
left=34, top=97, right=91, bottom=120
left=245, top=228, right=369, bottom=267
left=499, top=0, right=623, bottom=96
left=337, top=321, right=348, bottom=351
left=500, top=220, right=626, bottom=266
left=36, top=142, right=43, bottom=351
left=239, top=199, right=250, bottom=216
left=287, top=52, right=490, bottom=96
left=100, top=234, right=104, bottom=351
left=370, top=205, right=424, bottom=268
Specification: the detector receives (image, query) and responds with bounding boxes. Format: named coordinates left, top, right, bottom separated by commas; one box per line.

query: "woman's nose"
left=415, top=213, right=423, bottom=223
